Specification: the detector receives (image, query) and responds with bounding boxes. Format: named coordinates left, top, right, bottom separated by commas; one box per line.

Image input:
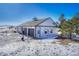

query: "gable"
left=38, top=18, right=56, bottom=26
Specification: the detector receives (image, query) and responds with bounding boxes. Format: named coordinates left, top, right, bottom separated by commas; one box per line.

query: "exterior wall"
left=35, top=18, right=58, bottom=38
left=35, top=26, right=59, bottom=39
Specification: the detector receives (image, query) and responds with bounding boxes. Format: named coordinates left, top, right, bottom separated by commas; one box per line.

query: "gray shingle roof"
left=19, top=17, right=56, bottom=27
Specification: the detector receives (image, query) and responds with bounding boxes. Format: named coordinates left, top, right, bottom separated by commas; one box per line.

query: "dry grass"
left=57, top=39, right=77, bottom=45
left=51, top=39, right=78, bottom=45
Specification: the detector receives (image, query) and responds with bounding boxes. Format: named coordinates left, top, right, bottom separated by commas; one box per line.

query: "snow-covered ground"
left=0, top=39, right=79, bottom=56
left=0, top=28, right=79, bottom=56
left=0, top=33, right=22, bottom=46
left=0, top=32, right=79, bottom=56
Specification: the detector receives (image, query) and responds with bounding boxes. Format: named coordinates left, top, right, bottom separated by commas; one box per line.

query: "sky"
left=0, top=3, right=79, bottom=25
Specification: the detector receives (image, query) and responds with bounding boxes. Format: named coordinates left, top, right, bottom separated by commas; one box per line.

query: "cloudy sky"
left=0, top=3, right=79, bottom=25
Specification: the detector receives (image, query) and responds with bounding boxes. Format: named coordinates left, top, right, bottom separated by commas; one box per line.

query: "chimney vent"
left=33, top=17, right=38, bottom=21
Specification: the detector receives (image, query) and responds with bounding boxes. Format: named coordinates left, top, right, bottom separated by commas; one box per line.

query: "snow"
left=0, top=28, right=79, bottom=56
left=0, top=35, right=79, bottom=56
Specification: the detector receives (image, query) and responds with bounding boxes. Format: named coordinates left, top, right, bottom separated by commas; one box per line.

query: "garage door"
left=28, top=29, right=34, bottom=37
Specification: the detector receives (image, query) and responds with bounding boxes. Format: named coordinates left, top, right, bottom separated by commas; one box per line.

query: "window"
left=45, top=31, right=47, bottom=34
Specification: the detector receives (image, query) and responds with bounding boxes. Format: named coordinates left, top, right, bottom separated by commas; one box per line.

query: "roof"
left=18, top=17, right=56, bottom=27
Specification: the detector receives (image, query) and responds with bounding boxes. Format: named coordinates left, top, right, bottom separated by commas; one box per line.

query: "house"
left=17, top=17, right=59, bottom=39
